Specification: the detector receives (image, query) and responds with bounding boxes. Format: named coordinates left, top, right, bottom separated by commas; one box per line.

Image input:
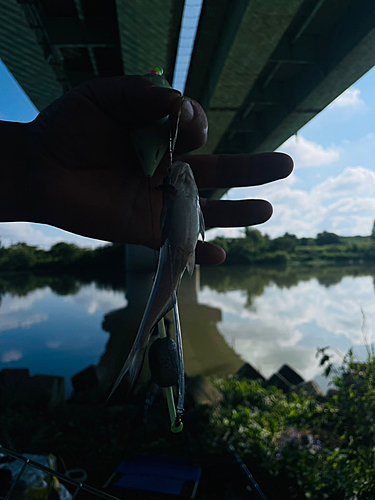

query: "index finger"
left=182, top=152, right=293, bottom=189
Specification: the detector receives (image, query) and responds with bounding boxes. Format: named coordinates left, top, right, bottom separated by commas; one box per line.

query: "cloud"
left=0, top=222, right=107, bottom=249
left=214, top=166, right=375, bottom=239
left=1, top=289, right=49, bottom=314
left=2, top=350, right=23, bottom=363
left=313, top=166, right=375, bottom=200
left=0, top=289, right=50, bottom=334
left=0, top=223, right=63, bottom=248
left=63, top=283, right=126, bottom=314
left=0, top=313, right=48, bottom=335
left=198, top=274, right=374, bottom=386
left=278, top=135, right=340, bottom=168
left=46, top=341, right=63, bottom=349
left=206, top=227, right=243, bottom=240
left=329, top=88, right=365, bottom=109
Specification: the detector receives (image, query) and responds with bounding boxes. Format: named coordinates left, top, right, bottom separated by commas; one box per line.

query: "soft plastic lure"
left=131, top=68, right=172, bottom=177
left=109, top=69, right=204, bottom=432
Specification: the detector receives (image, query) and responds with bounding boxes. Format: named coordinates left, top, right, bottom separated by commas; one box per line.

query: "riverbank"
left=212, top=230, right=375, bottom=267
left=1, top=231, right=375, bottom=272
left=0, top=347, right=373, bottom=499
left=0, top=242, right=125, bottom=273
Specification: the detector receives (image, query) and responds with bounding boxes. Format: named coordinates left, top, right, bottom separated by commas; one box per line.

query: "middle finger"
left=184, top=152, right=293, bottom=189
left=200, top=198, right=273, bottom=228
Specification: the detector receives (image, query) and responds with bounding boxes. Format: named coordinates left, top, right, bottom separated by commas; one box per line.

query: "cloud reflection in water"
left=199, top=270, right=375, bottom=389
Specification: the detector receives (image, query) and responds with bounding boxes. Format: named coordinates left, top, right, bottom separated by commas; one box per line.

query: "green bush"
left=211, top=230, right=375, bottom=266
left=316, top=231, right=341, bottom=245
left=198, top=348, right=375, bottom=499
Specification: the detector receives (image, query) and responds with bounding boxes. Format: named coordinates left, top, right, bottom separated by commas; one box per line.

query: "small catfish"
left=108, top=161, right=205, bottom=400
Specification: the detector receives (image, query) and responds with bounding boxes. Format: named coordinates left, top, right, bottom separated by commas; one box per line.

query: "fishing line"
left=147, top=176, right=159, bottom=271
left=172, top=290, right=185, bottom=421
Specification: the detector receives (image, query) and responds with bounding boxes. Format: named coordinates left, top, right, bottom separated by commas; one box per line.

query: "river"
left=1, top=265, right=374, bottom=397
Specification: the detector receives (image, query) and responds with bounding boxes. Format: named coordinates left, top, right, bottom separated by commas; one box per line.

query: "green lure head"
left=171, top=421, right=184, bottom=433
left=131, top=67, right=172, bottom=177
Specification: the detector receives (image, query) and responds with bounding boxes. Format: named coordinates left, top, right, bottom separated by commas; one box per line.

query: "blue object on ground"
left=109, top=455, right=201, bottom=498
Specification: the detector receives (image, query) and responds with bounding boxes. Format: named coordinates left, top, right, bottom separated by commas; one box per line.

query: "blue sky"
left=1, top=55, right=375, bottom=247
left=219, top=65, right=375, bottom=239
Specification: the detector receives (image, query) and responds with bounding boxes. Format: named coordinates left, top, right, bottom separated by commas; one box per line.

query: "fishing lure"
left=131, top=67, right=172, bottom=177
left=110, top=69, right=203, bottom=433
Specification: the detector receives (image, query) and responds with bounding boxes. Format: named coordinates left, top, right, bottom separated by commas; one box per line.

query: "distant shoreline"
left=211, top=229, right=375, bottom=267
left=1, top=229, right=375, bottom=272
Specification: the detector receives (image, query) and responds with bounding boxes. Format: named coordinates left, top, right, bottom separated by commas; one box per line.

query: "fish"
left=108, top=161, right=205, bottom=400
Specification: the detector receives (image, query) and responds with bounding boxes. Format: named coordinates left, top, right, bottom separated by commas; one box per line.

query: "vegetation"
left=0, top=240, right=125, bottom=273
left=1, top=226, right=375, bottom=273
left=0, top=270, right=126, bottom=305
left=1, top=233, right=375, bottom=497
left=212, top=229, right=375, bottom=266
left=193, top=345, right=375, bottom=499
left=1, top=347, right=375, bottom=499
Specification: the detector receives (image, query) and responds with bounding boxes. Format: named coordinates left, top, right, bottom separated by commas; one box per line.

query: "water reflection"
left=1, top=266, right=375, bottom=398
left=200, top=265, right=375, bottom=391
left=0, top=273, right=125, bottom=395
left=99, top=266, right=243, bottom=397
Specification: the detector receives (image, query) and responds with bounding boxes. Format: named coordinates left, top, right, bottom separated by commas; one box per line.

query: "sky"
left=218, top=67, right=375, bottom=240
left=1, top=51, right=375, bottom=248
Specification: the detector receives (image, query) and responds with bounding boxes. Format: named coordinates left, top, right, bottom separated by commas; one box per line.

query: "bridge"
left=1, top=0, right=374, bottom=164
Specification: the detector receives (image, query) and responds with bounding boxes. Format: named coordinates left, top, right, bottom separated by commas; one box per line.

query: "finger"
left=183, top=152, right=293, bottom=189
left=200, top=199, right=273, bottom=228
left=77, top=77, right=208, bottom=155
left=195, top=241, right=226, bottom=266
left=175, top=98, right=208, bottom=154
left=76, top=75, right=182, bottom=124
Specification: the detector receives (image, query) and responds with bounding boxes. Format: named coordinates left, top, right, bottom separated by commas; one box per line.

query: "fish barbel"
left=108, top=161, right=205, bottom=399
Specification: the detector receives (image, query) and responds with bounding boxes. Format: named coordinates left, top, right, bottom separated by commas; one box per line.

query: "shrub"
left=200, top=347, right=375, bottom=499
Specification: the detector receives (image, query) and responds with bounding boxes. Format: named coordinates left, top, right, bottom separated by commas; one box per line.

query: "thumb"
left=75, top=75, right=182, bottom=125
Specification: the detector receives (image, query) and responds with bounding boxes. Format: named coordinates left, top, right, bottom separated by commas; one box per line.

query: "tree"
left=316, top=231, right=341, bottom=245
left=244, top=228, right=264, bottom=245
left=49, top=242, right=84, bottom=264
left=271, top=232, right=298, bottom=252
left=371, top=220, right=375, bottom=240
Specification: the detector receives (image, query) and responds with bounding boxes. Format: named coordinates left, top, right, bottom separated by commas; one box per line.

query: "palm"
left=30, top=78, right=168, bottom=247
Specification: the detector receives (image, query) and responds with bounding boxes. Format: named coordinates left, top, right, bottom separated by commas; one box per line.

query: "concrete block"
left=296, top=380, right=324, bottom=397
left=72, top=365, right=99, bottom=392
left=278, top=364, right=304, bottom=386
left=236, top=363, right=265, bottom=381
left=266, top=372, right=293, bottom=393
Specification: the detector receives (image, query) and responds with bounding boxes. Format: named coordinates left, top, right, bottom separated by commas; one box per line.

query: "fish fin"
left=107, top=343, right=147, bottom=403
left=199, top=206, right=205, bottom=241
left=186, top=252, right=195, bottom=276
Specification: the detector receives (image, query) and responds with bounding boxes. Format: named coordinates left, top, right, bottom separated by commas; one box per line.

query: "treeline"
left=2, top=229, right=375, bottom=273
left=212, top=229, right=375, bottom=266
left=0, top=241, right=125, bottom=273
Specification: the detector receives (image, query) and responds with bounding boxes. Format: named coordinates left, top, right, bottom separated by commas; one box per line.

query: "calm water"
left=1, top=266, right=374, bottom=396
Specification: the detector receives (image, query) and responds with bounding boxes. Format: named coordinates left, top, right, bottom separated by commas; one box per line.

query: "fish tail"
left=107, top=344, right=147, bottom=403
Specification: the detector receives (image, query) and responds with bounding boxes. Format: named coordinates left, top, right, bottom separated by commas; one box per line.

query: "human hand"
left=24, top=75, right=293, bottom=265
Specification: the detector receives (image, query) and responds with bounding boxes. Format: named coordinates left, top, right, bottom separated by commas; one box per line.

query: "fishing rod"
left=228, top=445, right=268, bottom=500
